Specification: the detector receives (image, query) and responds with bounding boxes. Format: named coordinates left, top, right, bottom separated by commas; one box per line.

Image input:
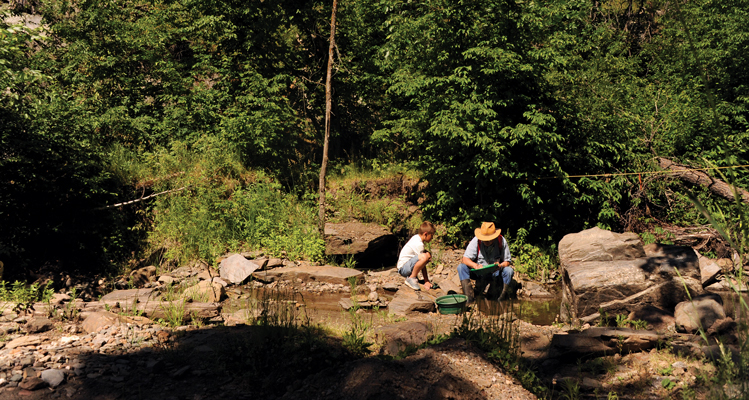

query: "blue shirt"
left=463, top=236, right=512, bottom=266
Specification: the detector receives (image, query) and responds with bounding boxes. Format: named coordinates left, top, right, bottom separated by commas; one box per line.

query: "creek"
left=226, top=284, right=562, bottom=327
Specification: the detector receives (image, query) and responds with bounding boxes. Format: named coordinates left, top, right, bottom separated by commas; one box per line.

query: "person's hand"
left=424, top=281, right=432, bottom=290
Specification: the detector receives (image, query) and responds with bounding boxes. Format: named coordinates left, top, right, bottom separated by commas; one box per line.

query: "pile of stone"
left=551, top=227, right=741, bottom=361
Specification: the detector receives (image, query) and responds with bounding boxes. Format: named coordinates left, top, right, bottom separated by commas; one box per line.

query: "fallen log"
left=549, top=327, right=662, bottom=359
left=32, top=300, right=221, bottom=321
left=659, top=158, right=749, bottom=203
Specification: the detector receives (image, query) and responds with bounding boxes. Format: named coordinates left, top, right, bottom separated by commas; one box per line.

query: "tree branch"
left=96, top=186, right=189, bottom=210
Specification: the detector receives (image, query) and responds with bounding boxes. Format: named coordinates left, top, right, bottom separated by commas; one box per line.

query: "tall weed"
left=113, top=137, right=325, bottom=266
left=689, top=186, right=749, bottom=399
left=0, top=280, right=54, bottom=314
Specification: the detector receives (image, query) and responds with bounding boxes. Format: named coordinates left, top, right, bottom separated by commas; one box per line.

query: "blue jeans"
left=457, top=263, right=514, bottom=285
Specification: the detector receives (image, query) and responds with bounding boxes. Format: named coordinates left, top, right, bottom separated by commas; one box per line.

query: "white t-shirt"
left=397, top=234, right=424, bottom=270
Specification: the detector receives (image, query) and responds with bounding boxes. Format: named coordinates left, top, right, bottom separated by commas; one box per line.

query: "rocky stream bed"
left=1, top=226, right=747, bottom=399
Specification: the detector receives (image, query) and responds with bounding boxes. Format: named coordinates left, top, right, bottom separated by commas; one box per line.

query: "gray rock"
left=375, top=321, right=433, bottom=356
left=267, top=258, right=285, bottom=268
left=517, top=281, right=553, bottom=299
left=41, top=369, right=65, bottom=387
left=707, top=317, right=737, bottom=336
left=672, top=361, right=687, bottom=375
left=82, top=311, right=123, bottom=334
left=580, top=377, right=602, bottom=390
left=100, top=288, right=157, bottom=307
left=130, top=266, right=158, bottom=288
left=387, top=289, right=437, bottom=315
left=169, top=266, right=197, bottom=279
left=0, top=322, right=19, bottom=335
left=253, top=265, right=364, bottom=286
left=675, top=294, right=726, bottom=333
left=651, top=376, right=676, bottom=389
left=5, top=336, right=41, bottom=350
left=338, top=298, right=356, bottom=311
left=50, top=293, right=71, bottom=305
left=157, top=275, right=176, bottom=285
left=219, top=254, right=259, bottom=284
left=559, top=227, right=645, bottom=265
left=19, top=377, right=46, bottom=390
left=549, top=327, right=661, bottom=359
left=697, top=252, right=722, bottom=287
left=182, top=280, right=225, bottom=303
left=170, top=365, right=190, bottom=378
left=627, top=305, right=675, bottom=333
left=24, top=317, right=54, bottom=333
left=211, top=277, right=228, bottom=287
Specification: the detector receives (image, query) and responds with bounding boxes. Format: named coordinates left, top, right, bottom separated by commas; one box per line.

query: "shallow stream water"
left=227, top=285, right=562, bottom=327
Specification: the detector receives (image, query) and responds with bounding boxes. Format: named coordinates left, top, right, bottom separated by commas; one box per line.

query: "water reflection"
left=231, top=285, right=562, bottom=326
left=476, top=296, right=561, bottom=326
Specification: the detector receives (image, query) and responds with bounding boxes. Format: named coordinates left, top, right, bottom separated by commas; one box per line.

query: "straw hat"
left=475, top=222, right=501, bottom=241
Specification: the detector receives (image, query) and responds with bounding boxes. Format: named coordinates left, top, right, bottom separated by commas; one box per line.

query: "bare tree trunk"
left=658, top=157, right=749, bottom=203
left=318, top=0, right=338, bottom=233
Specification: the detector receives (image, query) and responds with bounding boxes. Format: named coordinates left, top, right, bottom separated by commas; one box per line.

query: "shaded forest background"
left=1, top=0, right=748, bottom=278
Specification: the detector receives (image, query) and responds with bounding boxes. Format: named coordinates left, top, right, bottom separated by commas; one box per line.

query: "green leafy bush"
left=509, top=229, right=559, bottom=281
left=117, top=137, right=325, bottom=266
left=0, top=280, right=54, bottom=314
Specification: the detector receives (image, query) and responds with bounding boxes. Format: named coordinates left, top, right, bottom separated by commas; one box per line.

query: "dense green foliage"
left=1, top=0, right=748, bottom=274
left=130, top=137, right=325, bottom=264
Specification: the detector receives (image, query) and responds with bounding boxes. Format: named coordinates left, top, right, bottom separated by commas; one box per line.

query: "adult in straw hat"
left=457, top=222, right=514, bottom=303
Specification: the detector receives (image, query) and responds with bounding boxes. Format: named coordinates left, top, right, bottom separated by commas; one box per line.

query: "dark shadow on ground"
left=3, top=325, right=495, bottom=400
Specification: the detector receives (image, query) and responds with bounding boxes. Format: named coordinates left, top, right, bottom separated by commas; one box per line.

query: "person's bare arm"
left=462, top=256, right=480, bottom=269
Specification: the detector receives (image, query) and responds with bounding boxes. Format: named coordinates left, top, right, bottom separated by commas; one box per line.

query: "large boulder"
left=559, top=227, right=645, bottom=265
left=324, top=222, right=397, bottom=267
left=559, top=228, right=704, bottom=323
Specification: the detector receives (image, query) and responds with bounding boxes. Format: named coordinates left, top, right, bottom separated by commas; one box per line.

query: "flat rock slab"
left=339, top=298, right=381, bottom=310
left=5, top=336, right=42, bottom=349
left=376, top=321, right=433, bottom=356
left=100, top=288, right=157, bottom=306
left=253, top=265, right=364, bottom=286
left=550, top=327, right=661, bottom=359
left=324, top=222, right=396, bottom=257
left=220, top=254, right=260, bottom=284
left=388, top=289, right=437, bottom=315
left=82, top=311, right=133, bottom=334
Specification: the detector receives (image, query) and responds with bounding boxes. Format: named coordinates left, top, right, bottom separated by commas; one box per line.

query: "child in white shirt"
left=397, top=221, right=436, bottom=291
